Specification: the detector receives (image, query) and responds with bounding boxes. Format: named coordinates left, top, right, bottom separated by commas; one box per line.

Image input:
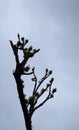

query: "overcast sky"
left=0, top=0, right=79, bottom=130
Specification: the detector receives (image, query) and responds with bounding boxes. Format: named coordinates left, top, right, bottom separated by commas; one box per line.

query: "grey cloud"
left=0, top=0, right=79, bottom=130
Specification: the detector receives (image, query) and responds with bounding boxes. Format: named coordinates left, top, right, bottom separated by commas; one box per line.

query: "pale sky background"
left=0, top=0, right=79, bottom=130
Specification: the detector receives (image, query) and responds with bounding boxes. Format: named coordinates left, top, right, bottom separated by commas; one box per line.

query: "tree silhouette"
left=10, top=34, right=57, bottom=130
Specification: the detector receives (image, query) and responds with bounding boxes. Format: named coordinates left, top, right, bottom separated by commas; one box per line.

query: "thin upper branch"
left=31, top=67, right=38, bottom=95
left=35, top=70, right=52, bottom=92
left=34, top=96, right=49, bottom=112
left=33, top=85, right=54, bottom=112
left=10, top=40, right=19, bottom=65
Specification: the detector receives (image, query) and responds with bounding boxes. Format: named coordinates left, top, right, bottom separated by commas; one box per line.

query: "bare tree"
left=10, top=34, right=57, bottom=130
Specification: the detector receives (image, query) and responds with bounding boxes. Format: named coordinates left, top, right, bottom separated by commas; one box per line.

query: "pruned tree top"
left=10, top=34, right=57, bottom=130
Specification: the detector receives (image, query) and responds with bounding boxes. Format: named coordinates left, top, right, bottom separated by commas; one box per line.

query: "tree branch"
left=34, top=96, right=49, bottom=112
left=22, top=71, right=33, bottom=75
left=10, top=40, right=19, bottom=65
left=35, top=69, right=52, bottom=92
left=31, top=67, right=38, bottom=95
left=33, top=84, right=54, bottom=112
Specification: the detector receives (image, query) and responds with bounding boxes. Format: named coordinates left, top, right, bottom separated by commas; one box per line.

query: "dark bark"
left=13, top=71, right=32, bottom=130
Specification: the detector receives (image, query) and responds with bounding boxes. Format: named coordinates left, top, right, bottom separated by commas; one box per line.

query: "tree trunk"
left=20, top=96, right=33, bottom=130
left=13, top=73, right=33, bottom=130
left=25, top=116, right=32, bottom=130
